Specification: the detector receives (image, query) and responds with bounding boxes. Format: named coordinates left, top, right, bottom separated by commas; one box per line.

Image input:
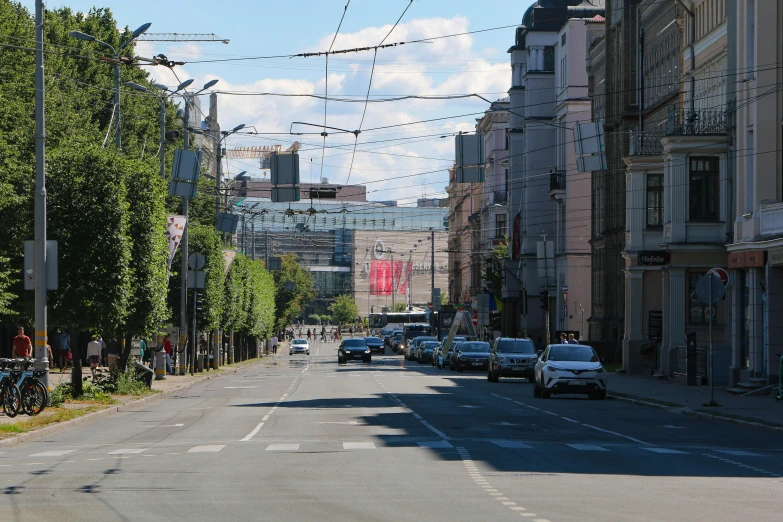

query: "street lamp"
left=70, top=22, right=151, bottom=151
left=125, top=79, right=194, bottom=179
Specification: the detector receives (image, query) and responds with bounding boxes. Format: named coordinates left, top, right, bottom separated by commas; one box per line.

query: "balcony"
left=629, top=128, right=664, bottom=156
left=760, top=202, right=783, bottom=236
left=493, top=190, right=507, bottom=204
left=666, top=106, right=727, bottom=136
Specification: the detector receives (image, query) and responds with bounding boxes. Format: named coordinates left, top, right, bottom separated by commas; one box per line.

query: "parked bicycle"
left=0, top=359, right=22, bottom=417
left=10, top=358, right=48, bottom=415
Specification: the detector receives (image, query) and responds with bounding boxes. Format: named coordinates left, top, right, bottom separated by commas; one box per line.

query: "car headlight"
left=497, top=355, right=507, bottom=362
left=594, top=367, right=606, bottom=373
left=459, top=357, right=467, bottom=361
left=546, top=364, right=565, bottom=372
left=365, top=349, right=371, bottom=353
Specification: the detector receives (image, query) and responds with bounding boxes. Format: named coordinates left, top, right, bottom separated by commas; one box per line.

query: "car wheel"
left=338, top=358, right=345, bottom=364
left=456, top=363, right=463, bottom=373
left=307, top=351, right=310, bottom=356
left=487, top=370, right=493, bottom=382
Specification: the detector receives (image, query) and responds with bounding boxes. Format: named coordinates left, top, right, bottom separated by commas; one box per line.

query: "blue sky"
left=23, top=0, right=536, bottom=203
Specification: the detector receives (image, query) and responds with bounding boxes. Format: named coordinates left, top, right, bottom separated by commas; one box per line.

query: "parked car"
left=434, top=337, right=466, bottom=368
left=487, top=338, right=538, bottom=382
left=533, top=343, right=607, bottom=399
left=416, top=341, right=441, bottom=364
left=453, top=341, right=491, bottom=372
left=379, top=328, right=395, bottom=346
left=405, top=336, right=436, bottom=361
left=448, top=341, right=465, bottom=370
left=391, top=331, right=404, bottom=353
left=289, top=339, right=310, bottom=355
left=365, top=336, right=385, bottom=354
left=338, top=338, right=371, bottom=364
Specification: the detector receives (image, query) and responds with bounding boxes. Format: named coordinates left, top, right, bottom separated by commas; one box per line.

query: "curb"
left=0, top=359, right=262, bottom=448
left=608, top=393, right=783, bottom=433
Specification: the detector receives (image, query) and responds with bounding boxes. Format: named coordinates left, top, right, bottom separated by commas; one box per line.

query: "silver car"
left=533, top=344, right=607, bottom=400
left=289, top=339, right=310, bottom=355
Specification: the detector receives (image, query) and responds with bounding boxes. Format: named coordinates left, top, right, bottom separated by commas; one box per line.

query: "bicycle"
left=776, top=353, right=782, bottom=402
left=10, top=358, right=48, bottom=415
left=0, top=359, right=22, bottom=417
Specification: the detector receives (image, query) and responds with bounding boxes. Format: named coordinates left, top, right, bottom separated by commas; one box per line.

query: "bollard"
left=154, top=349, right=167, bottom=380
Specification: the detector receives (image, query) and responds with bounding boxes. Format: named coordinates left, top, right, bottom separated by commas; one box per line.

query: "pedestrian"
left=559, top=333, right=567, bottom=344
left=348, top=326, right=353, bottom=338
left=56, top=329, right=71, bottom=373
left=270, top=334, right=278, bottom=354
left=13, top=327, right=32, bottom=358
left=163, top=334, right=173, bottom=375
left=97, top=336, right=107, bottom=366
left=306, top=328, right=311, bottom=341
left=86, top=334, right=102, bottom=379
left=567, top=333, right=579, bottom=344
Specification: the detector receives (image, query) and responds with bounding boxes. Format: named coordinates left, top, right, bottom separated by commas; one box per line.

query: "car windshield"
left=393, top=333, right=403, bottom=339
left=292, top=340, right=307, bottom=345
left=343, top=339, right=367, bottom=348
left=548, top=345, right=599, bottom=362
left=451, top=342, right=464, bottom=352
left=423, top=342, right=440, bottom=350
left=460, top=342, right=490, bottom=353
left=366, top=337, right=382, bottom=343
left=496, top=339, right=535, bottom=354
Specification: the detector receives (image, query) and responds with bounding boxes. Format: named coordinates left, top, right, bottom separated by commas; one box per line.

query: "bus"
left=368, top=311, right=427, bottom=331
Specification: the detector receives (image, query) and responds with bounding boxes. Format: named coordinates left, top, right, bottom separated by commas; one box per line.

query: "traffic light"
left=164, top=130, right=181, bottom=142
left=539, top=290, right=549, bottom=311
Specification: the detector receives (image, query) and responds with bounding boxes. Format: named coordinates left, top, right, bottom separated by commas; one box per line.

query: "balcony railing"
left=493, top=190, right=507, bottom=204
left=549, top=171, right=566, bottom=192
left=760, top=202, right=783, bottom=236
left=666, top=106, right=727, bottom=136
left=629, top=128, right=664, bottom=155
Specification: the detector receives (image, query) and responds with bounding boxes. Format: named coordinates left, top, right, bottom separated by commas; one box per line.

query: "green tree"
left=329, top=294, right=359, bottom=326
left=392, top=302, right=408, bottom=313
left=273, top=254, right=314, bottom=330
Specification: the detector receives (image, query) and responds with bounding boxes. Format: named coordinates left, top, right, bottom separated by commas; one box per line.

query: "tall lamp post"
left=125, top=79, right=194, bottom=179
left=69, top=22, right=151, bottom=151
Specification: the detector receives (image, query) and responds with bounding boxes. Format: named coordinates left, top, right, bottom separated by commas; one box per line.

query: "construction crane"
left=135, top=33, right=230, bottom=44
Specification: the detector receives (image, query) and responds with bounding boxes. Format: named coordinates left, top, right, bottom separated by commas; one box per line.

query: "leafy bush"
left=49, top=380, right=112, bottom=406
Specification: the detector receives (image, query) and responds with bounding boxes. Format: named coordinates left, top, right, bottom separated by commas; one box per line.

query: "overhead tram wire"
left=346, top=0, right=414, bottom=185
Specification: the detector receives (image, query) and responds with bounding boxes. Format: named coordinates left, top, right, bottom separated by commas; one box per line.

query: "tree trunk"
left=71, top=326, right=83, bottom=396
left=118, top=330, right=133, bottom=372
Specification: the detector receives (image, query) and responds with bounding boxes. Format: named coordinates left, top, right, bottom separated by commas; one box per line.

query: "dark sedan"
left=453, top=341, right=491, bottom=372
left=365, top=336, right=385, bottom=354
left=338, top=338, right=371, bottom=364
left=448, top=341, right=465, bottom=370
left=416, top=341, right=441, bottom=364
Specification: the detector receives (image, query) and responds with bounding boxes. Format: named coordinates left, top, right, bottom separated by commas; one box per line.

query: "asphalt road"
left=0, top=337, right=781, bottom=522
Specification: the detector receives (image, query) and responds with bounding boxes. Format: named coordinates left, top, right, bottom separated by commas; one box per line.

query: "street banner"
left=165, top=215, right=187, bottom=270
left=222, top=249, right=237, bottom=275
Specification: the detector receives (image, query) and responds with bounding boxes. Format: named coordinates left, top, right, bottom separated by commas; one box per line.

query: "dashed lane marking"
left=417, top=441, right=453, bottom=449
left=490, top=440, right=533, bottom=449
left=343, top=442, right=376, bottom=450
left=641, top=447, right=688, bottom=454
left=266, top=444, right=300, bottom=451
left=29, top=450, right=76, bottom=457
left=187, top=445, right=225, bottom=453
left=567, top=444, right=609, bottom=452
left=714, top=450, right=763, bottom=457
left=108, top=449, right=147, bottom=455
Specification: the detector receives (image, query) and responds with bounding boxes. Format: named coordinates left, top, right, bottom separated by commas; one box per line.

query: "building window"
left=646, top=174, right=663, bottom=227
left=688, top=271, right=712, bottom=325
left=689, top=157, right=719, bottom=221
left=495, top=214, right=506, bottom=239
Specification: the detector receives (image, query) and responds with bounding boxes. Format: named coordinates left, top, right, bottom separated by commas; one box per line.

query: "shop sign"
left=648, top=310, right=662, bottom=341
left=770, top=248, right=783, bottom=267
left=638, top=251, right=669, bottom=266
left=729, top=250, right=764, bottom=268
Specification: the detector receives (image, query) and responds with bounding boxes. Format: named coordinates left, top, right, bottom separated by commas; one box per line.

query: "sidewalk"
left=608, top=372, right=783, bottom=430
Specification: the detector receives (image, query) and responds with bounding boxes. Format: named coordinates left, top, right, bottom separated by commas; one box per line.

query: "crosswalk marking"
left=714, top=450, right=763, bottom=457
left=266, top=444, right=300, bottom=451
left=642, top=447, right=688, bottom=454
left=567, top=444, right=609, bottom=452
left=29, top=450, right=76, bottom=457
left=108, top=449, right=147, bottom=455
left=417, top=440, right=453, bottom=449
left=187, top=445, right=225, bottom=453
left=343, top=442, right=375, bottom=450
left=490, top=440, right=533, bottom=449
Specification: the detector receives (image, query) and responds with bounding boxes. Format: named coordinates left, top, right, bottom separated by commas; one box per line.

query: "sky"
left=23, top=0, right=536, bottom=204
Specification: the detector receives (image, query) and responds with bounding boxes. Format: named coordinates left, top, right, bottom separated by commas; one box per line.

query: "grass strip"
left=0, top=405, right=104, bottom=439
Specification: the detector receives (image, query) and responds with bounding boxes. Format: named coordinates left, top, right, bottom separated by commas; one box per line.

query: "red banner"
left=369, top=260, right=411, bottom=296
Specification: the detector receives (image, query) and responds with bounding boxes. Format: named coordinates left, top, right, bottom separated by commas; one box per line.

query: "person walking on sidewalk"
left=567, top=333, right=579, bottom=344
left=163, top=335, right=173, bottom=375
left=56, top=329, right=71, bottom=373
left=13, top=327, right=32, bottom=358
left=86, top=335, right=102, bottom=379
left=270, top=334, right=278, bottom=354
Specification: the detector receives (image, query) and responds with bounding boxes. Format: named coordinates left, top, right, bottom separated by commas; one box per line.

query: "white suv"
left=533, top=344, right=607, bottom=400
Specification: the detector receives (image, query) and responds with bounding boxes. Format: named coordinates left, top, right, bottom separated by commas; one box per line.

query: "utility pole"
left=391, top=252, right=395, bottom=310
left=178, top=95, right=191, bottom=375
left=34, top=0, right=50, bottom=390
left=430, top=229, right=435, bottom=299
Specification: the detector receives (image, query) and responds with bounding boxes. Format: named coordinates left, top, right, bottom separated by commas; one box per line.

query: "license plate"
left=568, top=380, right=586, bottom=386
left=472, top=362, right=483, bottom=366
left=510, top=366, right=522, bottom=370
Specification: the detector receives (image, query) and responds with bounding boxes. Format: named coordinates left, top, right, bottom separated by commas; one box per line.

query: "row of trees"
left=0, top=4, right=313, bottom=392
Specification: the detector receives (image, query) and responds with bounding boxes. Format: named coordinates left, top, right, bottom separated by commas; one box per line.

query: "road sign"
left=707, top=267, right=729, bottom=287
left=186, top=270, right=205, bottom=289
left=696, top=273, right=725, bottom=305
left=188, top=252, right=205, bottom=270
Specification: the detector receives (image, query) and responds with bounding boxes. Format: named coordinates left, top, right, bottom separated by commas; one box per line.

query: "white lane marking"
left=262, top=415, right=270, bottom=422
left=343, top=442, right=375, bottom=450
left=241, top=422, right=265, bottom=442
left=494, top=422, right=521, bottom=426
left=29, top=450, right=76, bottom=457
left=581, top=423, right=650, bottom=445
left=491, top=440, right=533, bottom=449
left=316, top=421, right=360, bottom=425
left=509, top=507, right=527, bottom=511
left=187, top=445, right=225, bottom=453
left=420, top=419, right=449, bottom=440
left=567, top=444, right=609, bottom=452
left=86, top=458, right=104, bottom=461
left=714, top=450, right=763, bottom=457
left=660, top=425, right=688, bottom=429
left=223, top=386, right=258, bottom=389
left=412, top=413, right=423, bottom=420
left=108, top=449, right=147, bottom=455
left=491, top=394, right=512, bottom=401
left=641, top=447, right=687, bottom=454
left=266, top=444, right=300, bottom=451
left=417, top=440, right=453, bottom=449
left=458, top=405, right=479, bottom=408
left=560, top=417, right=579, bottom=423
